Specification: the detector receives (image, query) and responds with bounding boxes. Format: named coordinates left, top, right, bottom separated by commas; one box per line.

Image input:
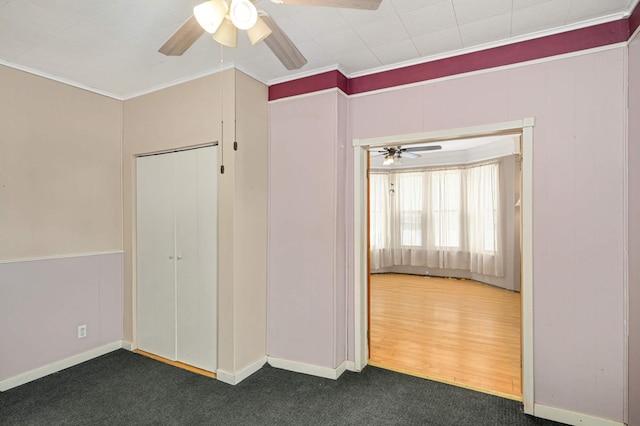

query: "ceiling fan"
left=158, top=0, right=382, bottom=70
left=373, top=145, right=442, bottom=166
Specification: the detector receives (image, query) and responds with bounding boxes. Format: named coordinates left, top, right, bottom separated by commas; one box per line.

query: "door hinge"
left=367, top=329, right=370, bottom=339
left=366, top=169, right=370, bottom=179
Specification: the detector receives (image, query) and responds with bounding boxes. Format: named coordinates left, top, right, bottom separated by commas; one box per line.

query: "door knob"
left=177, top=255, right=183, bottom=260
left=169, top=255, right=174, bottom=259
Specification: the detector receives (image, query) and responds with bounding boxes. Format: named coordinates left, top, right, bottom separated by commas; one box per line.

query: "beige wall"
left=627, top=31, right=640, bottom=426
left=217, top=71, right=236, bottom=372
left=229, top=71, right=268, bottom=370
left=123, top=73, right=223, bottom=344
left=122, top=70, right=268, bottom=376
left=0, top=65, right=123, bottom=385
left=1, top=64, right=266, bottom=383
left=0, top=65, right=122, bottom=259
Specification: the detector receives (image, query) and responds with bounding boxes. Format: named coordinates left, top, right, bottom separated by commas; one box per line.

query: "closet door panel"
left=136, top=154, right=177, bottom=361
left=175, top=146, right=218, bottom=371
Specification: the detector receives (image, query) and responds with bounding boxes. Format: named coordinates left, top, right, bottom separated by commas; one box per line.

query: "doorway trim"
left=352, top=118, right=534, bottom=414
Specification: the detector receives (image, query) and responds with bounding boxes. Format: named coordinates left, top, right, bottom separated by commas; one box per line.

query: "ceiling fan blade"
left=159, top=15, right=206, bottom=56
left=262, top=15, right=307, bottom=70
left=274, top=0, right=382, bottom=10
left=403, top=145, right=442, bottom=152
left=401, top=152, right=420, bottom=159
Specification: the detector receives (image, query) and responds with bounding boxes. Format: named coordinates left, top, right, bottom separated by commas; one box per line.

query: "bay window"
left=369, top=160, right=503, bottom=277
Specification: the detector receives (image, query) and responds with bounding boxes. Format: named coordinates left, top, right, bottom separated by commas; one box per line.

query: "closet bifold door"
left=175, top=147, right=217, bottom=372
left=136, top=146, right=218, bottom=372
left=136, top=152, right=178, bottom=361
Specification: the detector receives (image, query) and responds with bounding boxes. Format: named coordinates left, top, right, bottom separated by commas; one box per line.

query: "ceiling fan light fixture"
left=229, top=0, right=258, bottom=30
left=247, top=16, right=272, bottom=45
left=382, top=155, right=394, bottom=166
left=193, top=0, right=228, bottom=34
left=213, top=18, right=238, bottom=47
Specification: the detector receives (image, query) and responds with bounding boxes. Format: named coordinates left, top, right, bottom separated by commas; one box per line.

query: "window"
left=369, top=174, right=389, bottom=249
left=369, top=160, right=503, bottom=276
left=396, top=172, right=423, bottom=246
left=467, top=163, right=499, bottom=254
left=431, top=170, right=461, bottom=248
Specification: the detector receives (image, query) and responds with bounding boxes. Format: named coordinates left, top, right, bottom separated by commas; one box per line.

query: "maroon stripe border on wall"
left=349, top=20, right=628, bottom=95
left=631, top=1, right=640, bottom=37
left=268, top=13, right=635, bottom=102
left=269, top=70, right=348, bottom=102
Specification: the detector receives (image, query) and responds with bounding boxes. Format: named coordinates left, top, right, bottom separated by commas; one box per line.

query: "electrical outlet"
left=77, top=325, right=87, bottom=339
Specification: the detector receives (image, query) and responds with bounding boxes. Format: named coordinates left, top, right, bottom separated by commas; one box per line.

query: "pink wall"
left=268, top=91, right=347, bottom=368
left=628, top=31, right=640, bottom=426
left=334, top=93, right=349, bottom=367
left=269, top=47, right=627, bottom=422
left=351, top=49, right=626, bottom=422
left=0, top=253, right=123, bottom=380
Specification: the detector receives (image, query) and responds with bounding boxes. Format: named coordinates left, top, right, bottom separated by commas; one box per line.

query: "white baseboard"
left=335, top=360, right=348, bottom=377
left=534, top=403, right=624, bottom=426
left=267, top=357, right=348, bottom=380
left=345, top=360, right=357, bottom=372
left=216, top=356, right=267, bottom=386
left=0, top=340, right=129, bottom=392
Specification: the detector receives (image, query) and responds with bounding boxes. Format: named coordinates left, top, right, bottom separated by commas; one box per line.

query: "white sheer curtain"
left=369, top=161, right=504, bottom=277
left=369, top=173, right=391, bottom=269
left=467, top=163, right=503, bottom=276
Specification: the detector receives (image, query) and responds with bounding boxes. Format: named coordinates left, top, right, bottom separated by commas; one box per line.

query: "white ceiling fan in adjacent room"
left=372, top=145, right=442, bottom=166
left=158, top=0, right=382, bottom=70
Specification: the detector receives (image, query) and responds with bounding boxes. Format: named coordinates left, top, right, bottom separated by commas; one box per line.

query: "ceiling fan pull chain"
left=220, top=119, right=225, bottom=174
left=234, top=116, right=238, bottom=151
left=220, top=43, right=225, bottom=174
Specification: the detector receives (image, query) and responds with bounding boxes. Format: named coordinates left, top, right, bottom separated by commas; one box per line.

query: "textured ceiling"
left=0, top=0, right=638, bottom=99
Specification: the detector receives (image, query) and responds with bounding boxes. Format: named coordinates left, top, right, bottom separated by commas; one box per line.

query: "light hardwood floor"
left=368, top=273, right=522, bottom=400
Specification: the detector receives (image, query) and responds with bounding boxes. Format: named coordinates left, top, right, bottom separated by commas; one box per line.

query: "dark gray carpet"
left=0, top=350, right=565, bottom=425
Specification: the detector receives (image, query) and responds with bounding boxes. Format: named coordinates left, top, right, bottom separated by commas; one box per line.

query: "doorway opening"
left=367, top=134, right=522, bottom=399
left=352, top=119, right=534, bottom=413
